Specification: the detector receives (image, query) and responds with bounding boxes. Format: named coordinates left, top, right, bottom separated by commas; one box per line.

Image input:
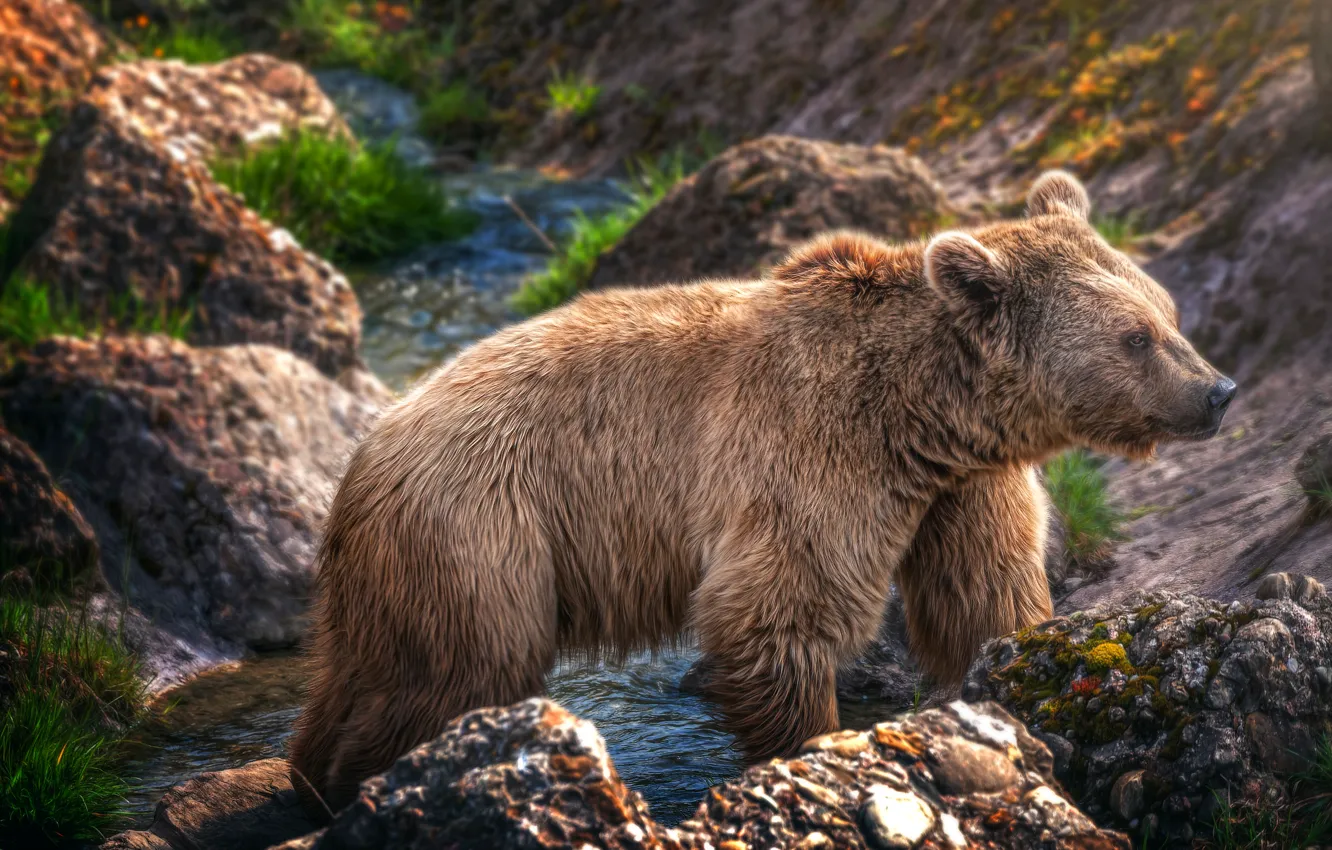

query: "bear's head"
left=925, top=170, right=1235, bottom=460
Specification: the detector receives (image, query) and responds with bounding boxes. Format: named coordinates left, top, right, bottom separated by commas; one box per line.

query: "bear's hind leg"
left=896, top=465, right=1054, bottom=685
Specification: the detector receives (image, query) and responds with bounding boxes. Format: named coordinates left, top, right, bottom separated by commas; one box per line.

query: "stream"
left=119, top=72, right=904, bottom=828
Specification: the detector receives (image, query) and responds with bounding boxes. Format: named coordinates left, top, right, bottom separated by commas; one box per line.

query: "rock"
left=269, top=698, right=1125, bottom=850
left=102, top=759, right=316, bottom=850
left=1255, top=572, right=1328, bottom=605
left=587, top=137, right=954, bottom=290
left=271, top=699, right=686, bottom=850
left=0, top=336, right=389, bottom=673
left=0, top=0, right=108, bottom=218
left=861, top=787, right=935, bottom=849
left=964, top=591, right=1332, bottom=844
left=1109, top=770, right=1144, bottom=822
left=681, top=699, right=1124, bottom=849
left=1, top=55, right=363, bottom=377
left=0, top=422, right=99, bottom=589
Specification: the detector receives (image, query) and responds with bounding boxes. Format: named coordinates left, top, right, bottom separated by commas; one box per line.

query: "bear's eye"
left=1125, top=332, right=1150, bottom=349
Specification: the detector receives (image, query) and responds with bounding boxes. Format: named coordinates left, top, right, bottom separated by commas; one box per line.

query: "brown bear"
left=288, top=171, right=1235, bottom=814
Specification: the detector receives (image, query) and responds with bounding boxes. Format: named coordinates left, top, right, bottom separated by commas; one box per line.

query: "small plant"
left=546, top=69, right=601, bottom=119
left=1305, top=472, right=1332, bottom=515
left=0, top=596, right=149, bottom=846
left=511, top=153, right=686, bottom=315
left=1044, top=450, right=1124, bottom=565
left=419, top=81, right=490, bottom=139
left=210, top=131, right=475, bottom=263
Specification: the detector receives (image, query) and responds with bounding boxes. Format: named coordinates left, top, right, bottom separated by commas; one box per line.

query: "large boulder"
left=1, top=54, right=363, bottom=377
left=0, top=421, right=99, bottom=590
left=964, top=591, right=1332, bottom=845
left=269, top=698, right=1126, bottom=850
left=0, top=336, right=389, bottom=673
left=0, top=0, right=108, bottom=219
left=587, top=137, right=954, bottom=289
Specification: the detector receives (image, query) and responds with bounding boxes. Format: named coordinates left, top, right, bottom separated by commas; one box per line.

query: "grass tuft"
left=511, top=153, right=685, bottom=315
left=210, top=130, right=475, bottom=263
left=0, top=597, right=149, bottom=846
left=1044, top=450, right=1124, bottom=565
left=1304, top=471, right=1332, bottom=514
left=136, top=25, right=239, bottom=64
left=547, top=69, right=601, bottom=119
left=0, top=277, right=194, bottom=350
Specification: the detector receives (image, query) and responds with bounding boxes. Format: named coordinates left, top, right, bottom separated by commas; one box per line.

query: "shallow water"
left=357, top=171, right=630, bottom=390
left=122, top=649, right=902, bottom=827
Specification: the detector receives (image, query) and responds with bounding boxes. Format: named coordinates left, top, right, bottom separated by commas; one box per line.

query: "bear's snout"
left=1192, top=375, right=1237, bottom=438
left=1207, top=376, right=1237, bottom=419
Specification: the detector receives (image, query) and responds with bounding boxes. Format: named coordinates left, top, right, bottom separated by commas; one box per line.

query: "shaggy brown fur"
left=288, top=171, right=1231, bottom=815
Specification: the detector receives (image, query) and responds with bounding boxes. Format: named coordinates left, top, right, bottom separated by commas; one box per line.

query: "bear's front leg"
left=695, top=631, right=840, bottom=760
left=690, top=537, right=867, bottom=759
left=896, top=464, right=1054, bottom=685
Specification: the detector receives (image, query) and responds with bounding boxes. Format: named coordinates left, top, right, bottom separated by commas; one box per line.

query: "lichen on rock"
left=964, top=590, right=1332, bottom=845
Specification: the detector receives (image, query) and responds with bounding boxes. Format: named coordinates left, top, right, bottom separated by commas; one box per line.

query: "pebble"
left=861, top=787, right=936, bottom=849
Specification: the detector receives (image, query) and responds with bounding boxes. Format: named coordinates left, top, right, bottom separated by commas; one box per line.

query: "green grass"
left=134, top=24, right=238, bottom=64
left=1305, top=471, right=1332, bottom=514
left=511, top=153, right=687, bottom=315
left=0, top=597, right=149, bottom=846
left=1093, top=212, right=1143, bottom=251
left=419, top=81, right=490, bottom=139
left=210, top=130, right=475, bottom=263
left=1043, top=450, right=1125, bottom=565
left=0, top=277, right=194, bottom=349
left=287, top=0, right=454, bottom=89
left=547, top=69, right=601, bottom=119
left=1207, top=739, right=1332, bottom=849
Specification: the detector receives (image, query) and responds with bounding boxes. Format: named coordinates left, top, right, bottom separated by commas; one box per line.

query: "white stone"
left=862, top=786, right=936, bottom=849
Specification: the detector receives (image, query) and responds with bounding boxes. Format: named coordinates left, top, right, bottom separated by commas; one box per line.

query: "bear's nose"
left=1207, top=376, right=1237, bottom=413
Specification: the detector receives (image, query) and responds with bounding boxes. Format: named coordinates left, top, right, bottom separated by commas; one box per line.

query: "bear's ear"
left=1026, top=170, right=1091, bottom=221
left=925, top=232, right=1010, bottom=319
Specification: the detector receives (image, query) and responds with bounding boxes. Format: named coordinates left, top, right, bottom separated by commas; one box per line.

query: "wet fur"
left=288, top=173, right=1222, bottom=814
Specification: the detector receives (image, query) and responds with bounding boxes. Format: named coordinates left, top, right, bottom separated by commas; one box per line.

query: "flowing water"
left=119, top=73, right=903, bottom=828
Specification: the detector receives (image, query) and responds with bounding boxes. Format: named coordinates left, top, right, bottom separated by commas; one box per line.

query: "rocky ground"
left=1, top=0, right=1331, bottom=847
